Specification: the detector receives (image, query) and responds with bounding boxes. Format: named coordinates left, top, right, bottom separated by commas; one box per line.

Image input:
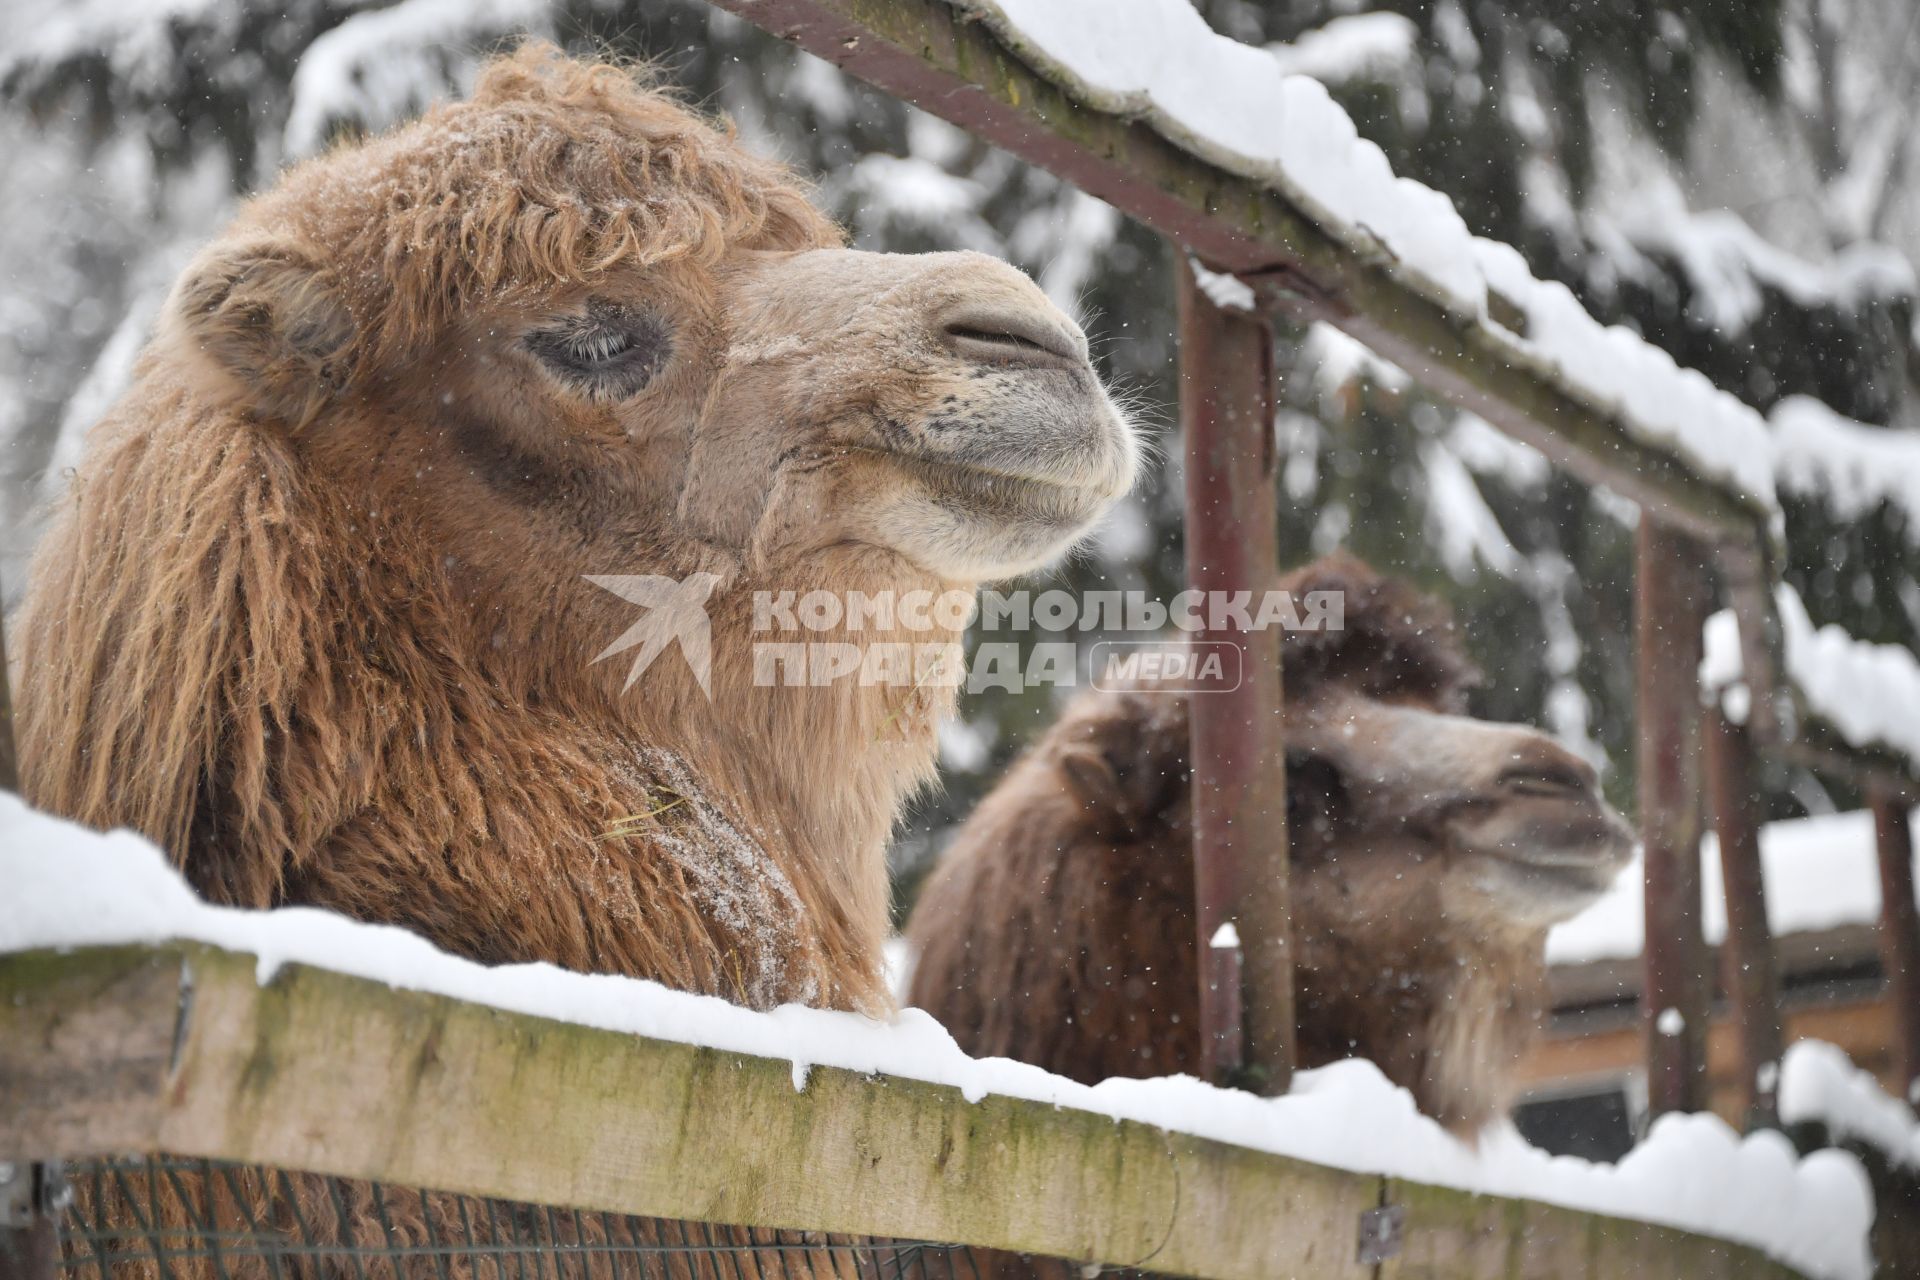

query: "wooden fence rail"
left=0, top=941, right=1808, bottom=1280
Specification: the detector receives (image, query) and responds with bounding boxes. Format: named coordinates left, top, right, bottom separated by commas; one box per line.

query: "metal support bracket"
left=0, top=1161, right=66, bottom=1280
left=1357, top=1203, right=1405, bottom=1264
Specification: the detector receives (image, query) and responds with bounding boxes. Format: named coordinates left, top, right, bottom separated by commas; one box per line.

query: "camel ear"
left=1060, top=744, right=1129, bottom=816
left=166, top=237, right=355, bottom=425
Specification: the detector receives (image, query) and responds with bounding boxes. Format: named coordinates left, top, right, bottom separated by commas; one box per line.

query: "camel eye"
left=525, top=299, right=673, bottom=400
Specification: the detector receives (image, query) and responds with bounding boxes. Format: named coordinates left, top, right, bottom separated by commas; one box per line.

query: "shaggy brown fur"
left=907, top=554, right=1633, bottom=1138
left=19, top=45, right=1138, bottom=1280
left=19, top=44, right=1133, bottom=1016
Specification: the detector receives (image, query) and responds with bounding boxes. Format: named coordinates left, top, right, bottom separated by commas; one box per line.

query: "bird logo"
left=586, top=573, right=723, bottom=697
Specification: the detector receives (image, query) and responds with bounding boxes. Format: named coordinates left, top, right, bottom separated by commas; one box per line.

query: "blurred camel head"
left=908, top=554, right=1633, bottom=1132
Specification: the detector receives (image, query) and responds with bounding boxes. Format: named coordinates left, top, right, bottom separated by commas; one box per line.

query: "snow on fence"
left=0, top=797, right=1871, bottom=1280
left=716, top=0, right=1770, bottom=528
left=1702, top=585, right=1920, bottom=781
left=1780, top=1041, right=1920, bottom=1171
left=951, top=0, right=1783, bottom=513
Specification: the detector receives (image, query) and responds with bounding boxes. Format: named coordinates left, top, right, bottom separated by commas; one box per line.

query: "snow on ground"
left=1781, top=1040, right=1920, bottom=1162
left=949, top=0, right=1784, bottom=512
left=1547, top=806, right=1918, bottom=967
left=0, top=792, right=1873, bottom=1280
left=1701, top=585, right=1920, bottom=772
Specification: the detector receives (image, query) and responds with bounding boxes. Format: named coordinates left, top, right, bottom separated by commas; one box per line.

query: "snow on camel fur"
left=907, top=554, right=1633, bottom=1135
left=17, top=44, right=1137, bottom=1018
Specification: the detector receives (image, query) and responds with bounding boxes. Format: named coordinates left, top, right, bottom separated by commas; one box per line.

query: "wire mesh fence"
left=48, top=1157, right=1040, bottom=1280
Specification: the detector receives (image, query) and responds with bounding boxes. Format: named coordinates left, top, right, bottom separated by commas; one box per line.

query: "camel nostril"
left=1498, top=761, right=1595, bottom=798
left=942, top=312, right=1085, bottom=367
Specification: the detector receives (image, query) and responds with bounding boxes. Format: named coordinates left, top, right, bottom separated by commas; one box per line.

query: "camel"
left=906, top=554, right=1634, bottom=1139
left=17, top=43, right=1136, bottom=1016
left=14, top=43, right=1135, bottom=1278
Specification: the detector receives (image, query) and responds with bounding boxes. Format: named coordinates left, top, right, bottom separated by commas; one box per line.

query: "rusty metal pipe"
left=1636, top=521, right=1713, bottom=1119
left=1871, top=787, right=1920, bottom=1105
left=1174, top=254, right=1292, bottom=1093
left=1703, top=702, right=1784, bottom=1127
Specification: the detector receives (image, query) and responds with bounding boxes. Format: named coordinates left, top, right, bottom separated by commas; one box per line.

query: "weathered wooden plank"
left=0, top=946, right=185, bottom=1157
left=0, top=944, right=1366, bottom=1278
left=0, top=943, right=1816, bottom=1279
left=1378, top=1178, right=1807, bottom=1280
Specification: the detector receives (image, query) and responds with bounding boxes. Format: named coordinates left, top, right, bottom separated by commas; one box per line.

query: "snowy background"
left=2, top=0, right=1919, bottom=906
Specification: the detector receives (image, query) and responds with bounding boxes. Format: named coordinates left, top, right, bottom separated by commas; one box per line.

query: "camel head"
left=1277, top=556, right=1634, bottom=938
left=19, top=45, right=1139, bottom=1009
left=158, top=45, right=1138, bottom=673
left=904, top=553, right=1631, bottom=1129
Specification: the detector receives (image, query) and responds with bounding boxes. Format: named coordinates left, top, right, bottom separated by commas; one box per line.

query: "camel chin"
left=868, top=329, right=1138, bottom=579
left=1459, top=843, right=1635, bottom=930
left=1443, top=760, right=1637, bottom=928
left=873, top=452, right=1137, bottom=580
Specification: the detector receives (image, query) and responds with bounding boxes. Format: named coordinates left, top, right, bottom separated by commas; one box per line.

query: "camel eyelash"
left=525, top=300, right=673, bottom=400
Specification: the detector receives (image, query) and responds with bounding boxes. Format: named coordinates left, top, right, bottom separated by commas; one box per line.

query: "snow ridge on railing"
left=1781, top=1040, right=1920, bottom=1164
left=0, top=792, right=1877, bottom=1280
left=948, top=0, right=1782, bottom=514
left=1703, top=584, right=1920, bottom=774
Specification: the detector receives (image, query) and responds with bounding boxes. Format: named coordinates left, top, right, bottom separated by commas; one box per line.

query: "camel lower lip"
left=893, top=452, right=1116, bottom=510
left=1490, top=851, right=1626, bottom=892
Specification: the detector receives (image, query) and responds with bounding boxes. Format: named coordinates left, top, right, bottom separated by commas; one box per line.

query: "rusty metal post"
left=1175, top=254, right=1293, bottom=1093
left=1703, top=701, right=1784, bottom=1127
left=1871, top=786, right=1920, bottom=1105
left=1636, top=521, right=1713, bottom=1119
